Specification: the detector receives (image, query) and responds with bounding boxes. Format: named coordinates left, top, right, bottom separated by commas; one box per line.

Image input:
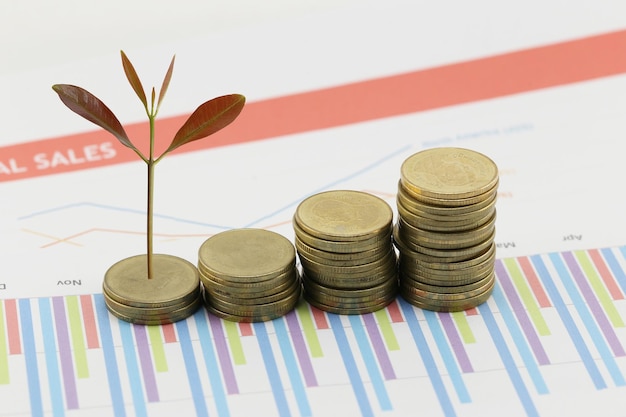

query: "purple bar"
left=52, top=297, right=79, bottom=409
left=495, top=260, right=550, bottom=365
left=562, top=252, right=626, bottom=357
left=362, top=314, right=396, bottom=380
left=438, top=313, right=473, bottom=373
left=133, top=325, right=160, bottom=402
left=285, top=311, right=318, bottom=387
left=207, top=313, right=239, bottom=394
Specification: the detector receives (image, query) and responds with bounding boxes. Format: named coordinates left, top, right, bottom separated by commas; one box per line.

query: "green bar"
left=503, top=258, right=551, bottom=336
left=0, top=303, right=9, bottom=384
left=451, top=311, right=475, bottom=344
left=148, top=326, right=168, bottom=372
left=66, top=296, right=89, bottom=378
left=223, top=320, right=246, bottom=365
left=374, top=309, right=400, bottom=351
left=296, top=303, right=323, bottom=357
left=575, top=250, right=625, bottom=328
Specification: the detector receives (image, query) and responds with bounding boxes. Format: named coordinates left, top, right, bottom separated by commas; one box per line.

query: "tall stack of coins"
left=103, top=254, right=203, bottom=324
left=294, top=190, right=398, bottom=314
left=198, top=228, right=301, bottom=322
left=394, top=147, right=498, bottom=311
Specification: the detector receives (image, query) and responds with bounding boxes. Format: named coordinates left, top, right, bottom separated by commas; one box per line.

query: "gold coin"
left=294, top=190, right=393, bottom=242
left=304, top=274, right=398, bottom=301
left=103, top=285, right=202, bottom=317
left=397, top=181, right=497, bottom=216
left=398, top=213, right=496, bottom=250
left=400, top=148, right=499, bottom=200
left=299, top=248, right=396, bottom=278
left=402, top=271, right=493, bottom=294
left=198, top=228, right=295, bottom=282
left=104, top=292, right=203, bottom=325
left=103, top=254, right=200, bottom=309
left=205, top=284, right=301, bottom=317
left=401, top=262, right=493, bottom=286
left=400, top=274, right=495, bottom=312
left=399, top=243, right=495, bottom=270
left=304, top=292, right=394, bottom=315
left=207, top=279, right=302, bottom=306
left=294, top=220, right=392, bottom=254
left=397, top=196, right=496, bottom=227
left=203, top=298, right=302, bottom=323
left=200, top=269, right=299, bottom=299
left=294, top=236, right=390, bottom=265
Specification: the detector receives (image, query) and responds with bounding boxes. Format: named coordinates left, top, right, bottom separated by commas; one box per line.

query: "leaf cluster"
left=52, top=51, right=245, bottom=164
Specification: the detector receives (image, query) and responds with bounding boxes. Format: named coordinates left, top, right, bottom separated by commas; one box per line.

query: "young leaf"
left=120, top=50, right=148, bottom=110
left=52, top=84, right=139, bottom=154
left=163, top=94, right=245, bottom=155
left=157, top=55, right=175, bottom=112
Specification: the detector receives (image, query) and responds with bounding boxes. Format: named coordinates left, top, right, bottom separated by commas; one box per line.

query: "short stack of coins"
left=394, top=147, right=498, bottom=311
left=198, top=228, right=301, bottom=322
left=293, top=190, right=398, bottom=314
left=103, top=254, right=203, bottom=325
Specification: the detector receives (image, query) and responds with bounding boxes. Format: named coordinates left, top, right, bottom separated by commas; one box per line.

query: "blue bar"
left=347, top=315, right=392, bottom=411
left=38, top=298, right=65, bottom=417
left=549, top=253, right=625, bottom=387
left=253, top=321, right=291, bottom=417
left=478, top=302, right=539, bottom=417
left=273, top=317, right=312, bottom=417
left=18, top=299, right=43, bottom=417
left=118, top=321, right=147, bottom=417
left=530, top=255, right=606, bottom=389
left=620, top=246, right=626, bottom=260
left=490, top=283, right=548, bottom=394
left=398, top=298, right=456, bottom=417
left=93, top=294, right=126, bottom=417
left=601, top=248, right=626, bottom=295
left=176, top=319, right=210, bottom=417
left=422, top=311, right=471, bottom=403
left=194, top=311, right=230, bottom=417
left=328, top=313, right=374, bottom=417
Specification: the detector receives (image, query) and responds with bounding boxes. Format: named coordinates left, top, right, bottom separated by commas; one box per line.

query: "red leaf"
left=52, top=84, right=137, bottom=152
left=157, top=55, right=175, bottom=111
left=164, top=94, right=245, bottom=155
left=120, top=51, right=147, bottom=109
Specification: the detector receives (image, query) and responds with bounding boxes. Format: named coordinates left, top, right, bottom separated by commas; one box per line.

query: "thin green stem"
left=146, top=114, right=156, bottom=280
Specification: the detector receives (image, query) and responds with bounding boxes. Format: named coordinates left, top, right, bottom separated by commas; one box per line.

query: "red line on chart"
left=3, top=29, right=626, bottom=182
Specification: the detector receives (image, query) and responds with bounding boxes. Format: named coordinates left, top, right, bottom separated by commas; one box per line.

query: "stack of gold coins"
left=394, top=147, right=498, bottom=311
left=294, top=190, right=398, bottom=314
left=198, top=228, right=301, bottom=322
left=103, top=254, right=203, bottom=324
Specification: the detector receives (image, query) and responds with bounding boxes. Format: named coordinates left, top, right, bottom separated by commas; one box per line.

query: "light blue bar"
left=93, top=294, right=126, bottom=417
left=422, top=311, right=471, bottom=403
left=601, top=248, right=626, bottom=295
left=253, top=321, right=291, bottom=417
left=328, top=314, right=374, bottom=417
left=620, top=246, right=626, bottom=260
left=549, top=253, right=625, bottom=387
left=398, top=298, right=456, bottom=417
left=491, top=283, right=548, bottom=394
left=18, top=299, right=43, bottom=417
left=530, top=255, right=606, bottom=389
left=118, top=321, right=147, bottom=417
left=176, top=319, right=210, bottom=417
left=478, top=302, right=539, bottom=417
left=194, top=311, right=230, bottom=417
left=274, top=317, right=312, bottom=417
left=38, top=298, right=65, bottom=417
left=347, top=315, right=392, bottom=411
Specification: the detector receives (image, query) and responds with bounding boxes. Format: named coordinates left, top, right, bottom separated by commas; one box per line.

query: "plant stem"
left=147, top=114, right=156, bottom=279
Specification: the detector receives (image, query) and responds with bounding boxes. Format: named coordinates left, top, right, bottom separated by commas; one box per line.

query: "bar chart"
left=2, top=245, right=626, bottom=417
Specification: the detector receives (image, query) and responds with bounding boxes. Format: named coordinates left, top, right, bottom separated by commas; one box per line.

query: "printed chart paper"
left=2, top=4, right=626, bottom=417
